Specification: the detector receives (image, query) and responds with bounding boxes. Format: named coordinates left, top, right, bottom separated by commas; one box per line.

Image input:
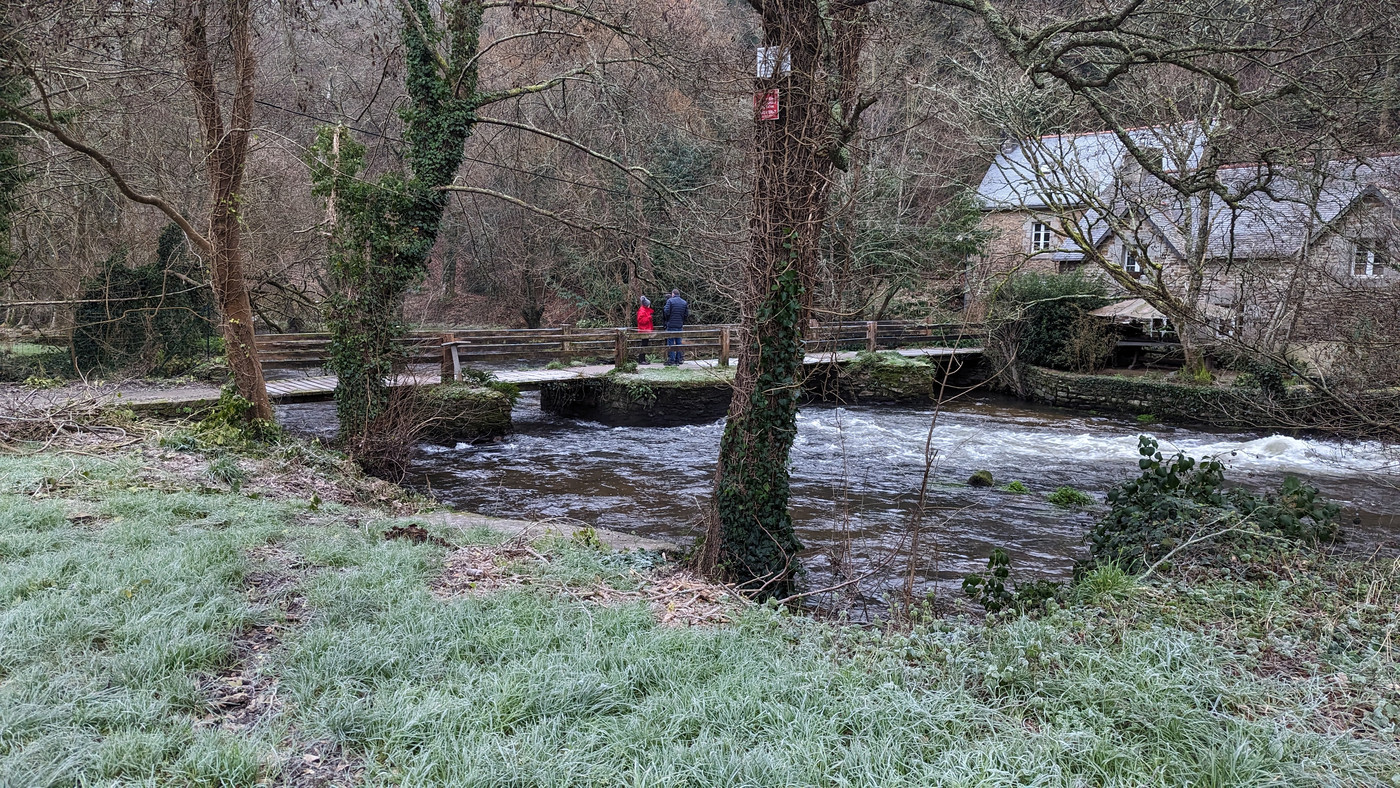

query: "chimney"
left=998, top=130, right=1016, bottom=156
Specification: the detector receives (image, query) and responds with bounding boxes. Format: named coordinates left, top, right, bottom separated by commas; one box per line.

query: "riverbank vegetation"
left=3, top=427, right=1397, bottom=785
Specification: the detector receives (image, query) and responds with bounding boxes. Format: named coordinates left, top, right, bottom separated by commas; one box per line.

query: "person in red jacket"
left=635, top=296, right=654, bottom=364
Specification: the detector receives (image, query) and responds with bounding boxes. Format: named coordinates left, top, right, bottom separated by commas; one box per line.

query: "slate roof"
left=1142, top=159, right=1400, bottom=260
left=978, top=125, right=1400, bottom=262
left=976, top=125, right=1203, bottom=211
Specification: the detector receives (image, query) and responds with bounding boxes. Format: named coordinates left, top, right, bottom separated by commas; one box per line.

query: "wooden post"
left=719, top=326, right=730, bottom=367
left=866, top=321, right=877, bottom=353
left=440, top=333, right=455, bottom=383
left=615, top=329, right=627, bottom=369
left=561, top=326, right=571, bottom=360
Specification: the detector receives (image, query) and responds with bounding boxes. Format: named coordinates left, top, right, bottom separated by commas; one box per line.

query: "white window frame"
left=1353, top=240, right=1385, bottom=277
left=1029, top=221, right=1053, bottom=252
left=1122, top=246, right=1144, bottom=278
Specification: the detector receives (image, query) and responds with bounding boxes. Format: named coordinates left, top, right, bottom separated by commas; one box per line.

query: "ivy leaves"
left=1086, top=436, right=1340, bottom=573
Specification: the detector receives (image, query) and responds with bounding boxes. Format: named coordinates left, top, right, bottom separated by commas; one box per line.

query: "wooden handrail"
left=252, top=321, right=985, bottom=377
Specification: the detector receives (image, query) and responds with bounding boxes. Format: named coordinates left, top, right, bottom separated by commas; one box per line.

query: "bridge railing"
left=439, top=321, right=986, bottom=382
left=254, top=321, right=984, bottom=382
left=254, top=332, right=442, bottom=366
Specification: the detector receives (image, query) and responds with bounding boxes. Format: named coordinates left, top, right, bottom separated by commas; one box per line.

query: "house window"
left=1030, top=222, right=1053, bottom=252
left=1122, top=247, right=1144, bottom=278
left=1353, top=240, right=1388, bottom=277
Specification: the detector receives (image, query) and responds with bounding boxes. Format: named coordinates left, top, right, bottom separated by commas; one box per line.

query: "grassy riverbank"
left=2, top=431, right=1398, bottom=786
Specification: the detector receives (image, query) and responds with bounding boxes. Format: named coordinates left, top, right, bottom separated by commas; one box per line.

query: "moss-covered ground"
left=1, top=430, right=1397, bottom=786
left=612, top=364, right=737, bottom=386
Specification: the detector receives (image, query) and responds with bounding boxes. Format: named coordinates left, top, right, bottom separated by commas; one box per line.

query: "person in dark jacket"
left=635, top=296, right=654, bottom=364
left=662, top=289, right=688, bottom=365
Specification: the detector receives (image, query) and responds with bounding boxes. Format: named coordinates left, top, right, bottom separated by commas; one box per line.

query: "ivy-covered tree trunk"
left=702, top=0, right=869, bottom=597
left=311, top=0, right=481, bottom=446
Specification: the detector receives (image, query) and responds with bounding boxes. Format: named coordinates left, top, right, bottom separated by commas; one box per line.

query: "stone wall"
left=541, top=374, right=733, bottom=426
left=539, top=355, right=996, bottom=424
left=803, top=352, right=991, bottom=404
left=414, top=384, right=514, bottom=444
left=1019, top=365, right=1399, bottom=436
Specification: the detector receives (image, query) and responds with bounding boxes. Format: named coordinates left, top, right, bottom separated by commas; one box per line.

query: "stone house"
left=971, top=127, right=1400, bottom=362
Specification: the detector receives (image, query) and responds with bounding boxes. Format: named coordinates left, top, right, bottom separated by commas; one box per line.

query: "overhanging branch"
left=3, top=98, right=212, bottom=255
left=474, top=115, right=672, bottom=199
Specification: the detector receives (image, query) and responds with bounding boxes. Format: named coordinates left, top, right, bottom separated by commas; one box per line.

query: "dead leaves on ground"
left=433, top=539, right=742, bottom=627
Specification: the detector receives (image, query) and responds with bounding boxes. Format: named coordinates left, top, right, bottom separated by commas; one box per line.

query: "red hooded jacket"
left=636, top=304, right=654, bottom=332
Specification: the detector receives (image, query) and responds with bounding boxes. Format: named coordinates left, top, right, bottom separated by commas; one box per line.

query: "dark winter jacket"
left=662, top=296, right=688, bottom=331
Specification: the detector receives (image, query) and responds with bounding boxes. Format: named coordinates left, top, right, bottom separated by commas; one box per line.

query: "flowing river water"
left=279, top=393, right=1400, bottom=604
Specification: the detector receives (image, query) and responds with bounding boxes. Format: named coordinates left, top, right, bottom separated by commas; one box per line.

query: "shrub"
left=1176, top=364, right=1214, bottom=386
left=71, top=224, right=216, bottom=377
left=1232, top=355, right=1290, bottom=396
left=0, top=344, right=72, bottom=384
left=1086, top=436, right=1339, bottom=572
left=1003, top=480, right=1029, bottom=493
left=487, top=380, right=521, bottom=404
left=962, top=548, right=1062, bottom=615
left=988, top=272, right=1112, bottom=372
left=207, top=456, right=246, bottom=492
left=197, top=388, right=281, bottom=446
left=1072, top=563, right=1136, bottom=605
left=22, top=375, right=65, bottom=389
left=1048, top=486, right=1094, bottom=508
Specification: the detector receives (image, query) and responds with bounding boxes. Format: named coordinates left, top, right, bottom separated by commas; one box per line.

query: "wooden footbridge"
left=123, top=321, right=984, bottom=411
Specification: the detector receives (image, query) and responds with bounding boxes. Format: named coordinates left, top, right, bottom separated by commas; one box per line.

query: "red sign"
left=755, top=90, right=780, bottom=121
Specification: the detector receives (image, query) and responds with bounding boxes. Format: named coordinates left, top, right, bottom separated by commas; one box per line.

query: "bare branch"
left=474, top=115, right=673, bottom=198
left=1, top=98, right=211, bottom=254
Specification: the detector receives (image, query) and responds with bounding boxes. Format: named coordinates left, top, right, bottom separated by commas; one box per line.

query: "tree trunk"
left=701, top=0, right=867, bottom=597
left=180, top=0, right=271, bottom=419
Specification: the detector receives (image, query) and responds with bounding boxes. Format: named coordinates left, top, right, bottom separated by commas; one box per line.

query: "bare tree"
left=7, top=0, right=272, bottom=417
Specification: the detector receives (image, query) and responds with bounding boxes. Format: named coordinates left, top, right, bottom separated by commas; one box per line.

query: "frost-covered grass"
left=2, top=444, right=1398, bottom=786
left=0, top=456, right=289, bottom=786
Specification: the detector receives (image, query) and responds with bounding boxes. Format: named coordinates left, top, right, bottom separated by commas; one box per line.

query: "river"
left=279, top=393, right=1400, bottom=606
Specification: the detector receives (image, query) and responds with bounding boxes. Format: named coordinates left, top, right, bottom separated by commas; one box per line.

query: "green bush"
left=71, top=224, right=216, bottom=377
left=487, top=380, right=521, bottom=404
left=1086, top=436, right=1339, bottom=572
left=0, top=344, right=72, bottom=384
left=989, top=272, right=1112, bottom=371
left=22, top=375, right=65, bottom=389
left=1003, top=480, right=1029, bottom=493
left=207, top=456, right=246, bottom=492
left=163, top=388, right=282, bottom=452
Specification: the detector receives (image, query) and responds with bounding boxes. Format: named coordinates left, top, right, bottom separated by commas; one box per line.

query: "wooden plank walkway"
left=489, top=346, right=981, bottom=388
left=118, top=345, right=982, bottom=412
left=120, top=369, right=439, bottom=412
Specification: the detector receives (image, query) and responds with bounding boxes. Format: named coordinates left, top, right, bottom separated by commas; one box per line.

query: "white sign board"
left=756, top=46, right=790, bottom=78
